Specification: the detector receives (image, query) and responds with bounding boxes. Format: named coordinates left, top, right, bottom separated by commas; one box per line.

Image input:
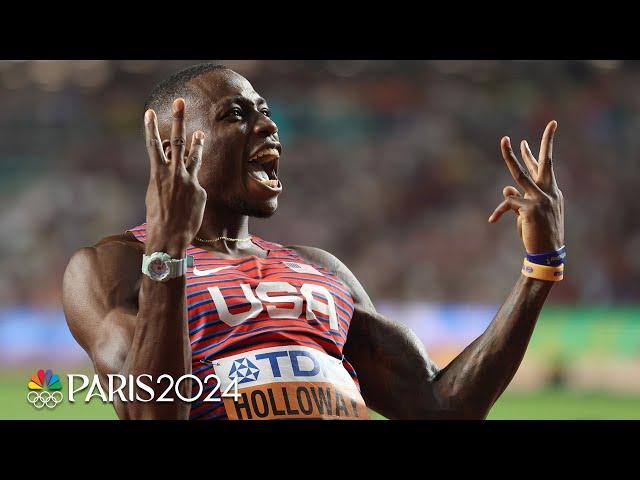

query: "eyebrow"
left=217, top=95, right=267, bottom=109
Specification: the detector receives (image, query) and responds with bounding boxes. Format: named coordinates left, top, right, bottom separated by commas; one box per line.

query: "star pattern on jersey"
left=228, top=358, right=260, bottom=384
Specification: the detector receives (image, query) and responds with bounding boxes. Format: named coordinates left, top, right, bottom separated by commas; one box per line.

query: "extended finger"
left=144, top=110, right=167, bottom=169
left=186, top=131, right=205, bottom=177
left=170, top=98, right=186, bottom=170
left=500, top=137, right=544, bottom=196
left=520, top=140, right=539, bottom=179
left=538, top=120, right=558, bottom=187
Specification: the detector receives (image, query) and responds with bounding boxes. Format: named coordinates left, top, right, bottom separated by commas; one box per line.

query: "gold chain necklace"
left=194, top=235, right=252, bottom=244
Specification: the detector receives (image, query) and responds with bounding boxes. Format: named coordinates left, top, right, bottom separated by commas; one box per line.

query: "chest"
left=185, top=252, right=355, bottom=337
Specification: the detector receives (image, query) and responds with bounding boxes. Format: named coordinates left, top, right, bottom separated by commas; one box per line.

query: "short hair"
left=143, top=63, right=229, bottom=115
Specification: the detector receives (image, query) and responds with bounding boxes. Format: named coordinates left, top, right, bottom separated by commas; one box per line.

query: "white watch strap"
left=167, top=257, right=185, bottom=278
left=142, top=253, right=194, bottom=281
left=167, top=254, right=195, bottom=278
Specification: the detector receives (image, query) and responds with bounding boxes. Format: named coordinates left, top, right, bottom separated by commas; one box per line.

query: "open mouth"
left=247, top=147, right=281, bottom=190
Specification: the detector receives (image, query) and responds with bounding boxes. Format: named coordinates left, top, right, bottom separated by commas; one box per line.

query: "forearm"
left=346, top=121, right=564, bottom=420
left=432, top=274, right=553, bottom=418
left=118, top=240, right=191, bottom=419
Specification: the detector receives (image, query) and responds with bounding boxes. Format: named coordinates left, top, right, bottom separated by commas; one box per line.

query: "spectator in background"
left=1, top=60, right=638, bottom=308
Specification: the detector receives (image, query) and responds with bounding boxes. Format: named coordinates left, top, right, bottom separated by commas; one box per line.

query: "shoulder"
left=64, top=233, right=143, bottom=287
left=63, top=233, right=142, bottom=362
left=286, top=245, right=376, bottom=312
left=63, top=234, right=142, bottom=326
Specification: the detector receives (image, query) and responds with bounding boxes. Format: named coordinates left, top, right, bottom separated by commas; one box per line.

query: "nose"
left=254, top=113, right=278, bottom=137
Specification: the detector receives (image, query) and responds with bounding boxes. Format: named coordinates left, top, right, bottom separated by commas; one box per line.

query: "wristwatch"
left=142, top=252, right=194, bottom=282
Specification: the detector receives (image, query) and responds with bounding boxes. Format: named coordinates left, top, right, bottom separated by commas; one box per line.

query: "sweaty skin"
left=63, top=68, right=564, bottom=419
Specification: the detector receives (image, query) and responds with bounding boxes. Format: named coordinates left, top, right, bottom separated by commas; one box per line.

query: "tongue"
left=254, top=170, right=269, bottom=181
left=248, top=163, right=270, bottom=181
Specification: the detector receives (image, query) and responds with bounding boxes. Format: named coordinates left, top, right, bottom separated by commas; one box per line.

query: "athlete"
left=62, top=64, right=565, bottom=420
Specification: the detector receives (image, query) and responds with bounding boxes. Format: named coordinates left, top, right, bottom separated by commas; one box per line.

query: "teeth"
left=260, top=179, right=279, bottom=188
left=250, top=148, right=280, bottom=162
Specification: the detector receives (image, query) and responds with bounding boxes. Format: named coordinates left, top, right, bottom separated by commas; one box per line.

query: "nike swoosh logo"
left=192, top=265, right=234, bottom=276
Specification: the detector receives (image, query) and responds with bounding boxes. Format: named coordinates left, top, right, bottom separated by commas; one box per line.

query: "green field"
left=3, top=370, right=638, bottom=419
left=487, top=390, right=640, bottom=419
left=367, top=391, right=640, bottom=420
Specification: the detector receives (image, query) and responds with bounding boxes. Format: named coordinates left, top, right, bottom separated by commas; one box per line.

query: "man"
left=62, top=63, right=565, bottom=420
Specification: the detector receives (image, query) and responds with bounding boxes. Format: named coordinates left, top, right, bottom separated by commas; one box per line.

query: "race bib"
left=214, top=346, right=369, bottom=420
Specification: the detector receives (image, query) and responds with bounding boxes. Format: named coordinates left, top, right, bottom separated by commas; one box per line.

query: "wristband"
left=522, top=258, right=564, bottom=282
left=526, top=245, right=566, bottom=266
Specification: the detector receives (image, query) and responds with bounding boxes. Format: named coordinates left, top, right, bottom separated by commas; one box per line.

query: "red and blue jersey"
left=126, top=223, right=368, bottom=420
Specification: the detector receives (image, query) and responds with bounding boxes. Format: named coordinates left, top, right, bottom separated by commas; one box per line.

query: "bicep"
left=345, top=306, right=441, bottom=419
left=62, top=245, right=137, bottom=377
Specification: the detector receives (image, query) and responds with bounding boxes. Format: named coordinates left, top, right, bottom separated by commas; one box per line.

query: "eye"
left=228, top=107, right=243, bottom=119
left=260, top=108, right=271, bottom=118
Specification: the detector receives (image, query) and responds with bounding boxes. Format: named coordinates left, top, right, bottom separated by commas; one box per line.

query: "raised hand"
left=144, top=98, right=207, bottom=256
left=488, top=121, right=564, bottom=254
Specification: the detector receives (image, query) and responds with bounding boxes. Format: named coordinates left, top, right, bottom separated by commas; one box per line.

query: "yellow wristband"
left=522, top=258, right=564, bottom=282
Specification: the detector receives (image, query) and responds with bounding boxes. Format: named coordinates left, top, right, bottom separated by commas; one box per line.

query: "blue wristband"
left=526, top=245, right=566, bottom=266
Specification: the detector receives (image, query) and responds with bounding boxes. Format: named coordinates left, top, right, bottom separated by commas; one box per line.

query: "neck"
left=195, top=201, right=252, bottom=253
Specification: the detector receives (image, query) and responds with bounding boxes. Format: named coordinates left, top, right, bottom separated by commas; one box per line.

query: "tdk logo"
left=227, top=349, right=330, bottom=384
left=257, top=350, right=323, bottom=378
left=229, top=358, right=260, bottom=384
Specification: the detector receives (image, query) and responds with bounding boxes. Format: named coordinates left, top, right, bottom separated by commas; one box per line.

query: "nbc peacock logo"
left=27, top=369, right=64, bottom=410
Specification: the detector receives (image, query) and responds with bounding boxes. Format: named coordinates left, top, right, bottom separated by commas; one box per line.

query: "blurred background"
left=1, top=60, right=639, bottom=419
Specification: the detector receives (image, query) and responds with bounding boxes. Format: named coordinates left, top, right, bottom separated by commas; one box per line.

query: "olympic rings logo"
left=27, top=390, right=63, bottom=409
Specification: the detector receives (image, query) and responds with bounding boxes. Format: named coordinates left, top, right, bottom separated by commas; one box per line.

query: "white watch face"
left=148, top=257, right=170, bottom=281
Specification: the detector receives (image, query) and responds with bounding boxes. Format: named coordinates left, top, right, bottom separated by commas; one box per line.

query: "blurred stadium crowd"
left=1, top=60, right=639, bottom=307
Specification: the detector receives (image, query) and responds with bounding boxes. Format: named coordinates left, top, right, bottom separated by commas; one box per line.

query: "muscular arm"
left=292, top=246, right=553, bottom=420
left=63, top=234, right=192, bottom=419
left=62, top=100, right=207, bottom=420
left=292, top=121, right=564, bottom=420
left=428, top=276, right=552, bottom=418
